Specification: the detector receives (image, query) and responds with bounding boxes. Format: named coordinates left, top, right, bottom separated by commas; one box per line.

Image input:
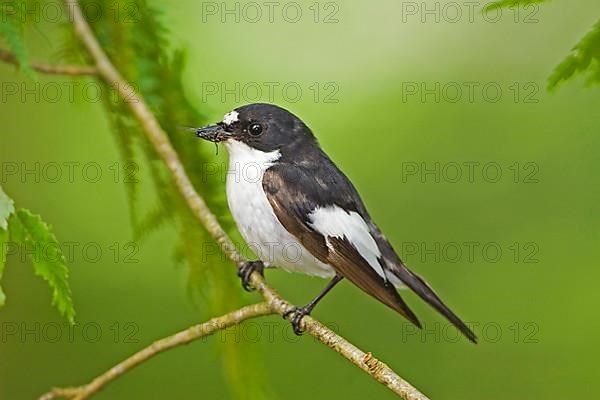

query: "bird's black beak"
left=194, top=123, right=230, bottom=142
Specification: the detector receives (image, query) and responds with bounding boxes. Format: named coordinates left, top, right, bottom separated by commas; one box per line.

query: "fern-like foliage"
left=491, top=0, right=600, bottom=89
left=0, top=185, right=14, bottom=231
left=487, top=0, right=548, bottom=11
left=0, top=0, right=36, bottom=78
left=549, top=19, right=600, bottom=89
left=0, top=185, right=14, bottom=306
left=0, top=227, right=7, bottom=306
left=1, top=0, right=271, bottom=395
left=65, top=1, right=273, bottom=397
left=0, top=186, right=75, bottom=322
left=9, top=209, right=76, bottom=323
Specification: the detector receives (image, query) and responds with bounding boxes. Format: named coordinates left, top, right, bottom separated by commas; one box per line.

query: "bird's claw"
left=237, top=260, right=264, bottom=291
left=283, top=306, right=311, bottom=335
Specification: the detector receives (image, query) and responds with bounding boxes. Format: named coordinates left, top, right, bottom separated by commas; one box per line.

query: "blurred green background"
left=1, top=0, right=599, bottom=399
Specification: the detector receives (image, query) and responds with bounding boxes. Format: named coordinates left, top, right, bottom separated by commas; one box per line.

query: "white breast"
left=224, top=140, right=335, bottom=278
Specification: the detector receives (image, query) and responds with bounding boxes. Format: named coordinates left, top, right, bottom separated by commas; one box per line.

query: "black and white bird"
left=194, top=103, right=476, bottom=342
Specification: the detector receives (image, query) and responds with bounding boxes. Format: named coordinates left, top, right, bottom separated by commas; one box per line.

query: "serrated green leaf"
left=488, top=1, right=600, bottom=90
left=0, top=0, right=36, bottom=79
left=0, top=227, right=8, bottom=307
left=487, top=0, right=548, bottom=11
left=549, top=19, right=600, bottom=89
left=0, top=185, right=15, bottom=230
left=9, top=209, right=75, bottom=323
left=0, top=185, right=12, bottom=307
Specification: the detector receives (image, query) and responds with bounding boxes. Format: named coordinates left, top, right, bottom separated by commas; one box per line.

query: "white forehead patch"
left=223, top=110, right=239, bottom=125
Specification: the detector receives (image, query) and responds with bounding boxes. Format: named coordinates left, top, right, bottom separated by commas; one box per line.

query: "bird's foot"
left=237, top=260, right=264, bottom=291
left=283, top=305, right=313, bottom=336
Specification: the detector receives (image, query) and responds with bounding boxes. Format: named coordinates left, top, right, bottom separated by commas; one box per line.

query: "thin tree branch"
left=38, top=1, right=431, bottom=399
left=0, top=49, right=97, bottom=76
left=39, top=303, right=273, bottom=400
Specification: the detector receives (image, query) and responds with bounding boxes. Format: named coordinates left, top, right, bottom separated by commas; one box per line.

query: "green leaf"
left=0, top=185, right=15, bottom=230
left=0, top=227, right=8, bottom=307
left=0, top=0, right=36, bottom=79
left=0, top=185, right=14, bottom=307
left=488, top=1, right=600, bottom=90
left=487, top=0, right=548, bottom=11
left=548, top=19, right=600, bottom=89
left=9, top=209, right=75, bottom=323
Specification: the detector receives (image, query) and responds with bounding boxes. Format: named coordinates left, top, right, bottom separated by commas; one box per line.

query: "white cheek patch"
left=308, top=205, right=386, bottom=280
left=223, top=110, right=239, bottom=126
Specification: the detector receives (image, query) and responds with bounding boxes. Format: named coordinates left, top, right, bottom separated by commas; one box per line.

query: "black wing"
left=263, top=155, right=477, bottom=343
left=263, top=163, right=421, bottom=327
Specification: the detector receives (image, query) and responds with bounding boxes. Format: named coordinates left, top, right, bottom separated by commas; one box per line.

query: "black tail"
left=392, top=266, right=477, bottom=343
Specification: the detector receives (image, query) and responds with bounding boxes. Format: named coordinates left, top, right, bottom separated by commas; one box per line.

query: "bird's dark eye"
left=248, top=122, right=263, bottom=136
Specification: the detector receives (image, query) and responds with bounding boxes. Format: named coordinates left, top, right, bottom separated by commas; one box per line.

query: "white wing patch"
left=308, top=206, right=386, bottom=279
left=223, top=110, right=239, bottom=125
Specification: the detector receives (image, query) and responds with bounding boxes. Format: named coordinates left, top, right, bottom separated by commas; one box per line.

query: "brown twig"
left=39, top=303, right=273, bottom=400
left=36, top=1, right=432, bottom=399
left=0, top=49, right=97, bottom=76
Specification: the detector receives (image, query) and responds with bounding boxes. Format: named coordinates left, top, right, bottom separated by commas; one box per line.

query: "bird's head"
left=194, top=103, right=317, bottom=154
